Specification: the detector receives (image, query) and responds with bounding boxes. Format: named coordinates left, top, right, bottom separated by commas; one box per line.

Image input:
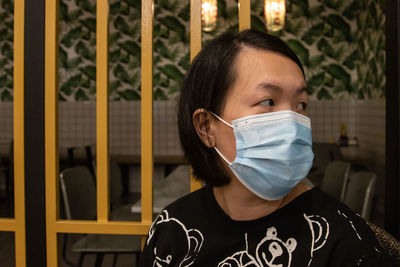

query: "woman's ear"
left=192, top=109, right=216, bottom=148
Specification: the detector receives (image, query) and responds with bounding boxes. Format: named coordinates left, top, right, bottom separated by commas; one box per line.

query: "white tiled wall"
left=0, top=100, right=386, bottom=165
left=58, top=102, right=96, bottom=154
left=109, top=101, right=140, bottom=156
left=55, top=101, right=183, bottom=158
left=0, top=99, right=387, bottom=205
left=308, top=99, right=385, bottom=171
left=0, top=102, right=13, bottom=145
left=308, top=100, right=357, bottom=144
left=309, top=99, right=386, bottom=214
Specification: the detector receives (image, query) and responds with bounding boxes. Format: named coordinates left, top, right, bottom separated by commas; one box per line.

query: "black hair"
left=178, top=29, right=305, bottom=187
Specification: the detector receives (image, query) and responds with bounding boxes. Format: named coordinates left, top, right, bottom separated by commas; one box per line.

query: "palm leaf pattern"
left=0, top=0, right=385, bottom=101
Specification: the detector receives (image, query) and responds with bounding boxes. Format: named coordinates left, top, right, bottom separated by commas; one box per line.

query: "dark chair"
left=342, top=172, right=376, bottom=220
left=92, top=157, right=139, bottom=221
left=60, top=166, right=141, bottom=267
left=64, top=144, right=95, bottom=178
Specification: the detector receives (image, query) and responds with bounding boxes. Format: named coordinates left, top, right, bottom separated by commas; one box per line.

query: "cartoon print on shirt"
left=303, top=214, right=329, bottom=267
left=337, top=210, right=382, bottom=253
left=147, top=210, right=204, bottom=267
left=218, top=227, right=297, bottom=267
left=217, top=234, right=258, bottom=267
left=256, top=227, right=297, bottom=267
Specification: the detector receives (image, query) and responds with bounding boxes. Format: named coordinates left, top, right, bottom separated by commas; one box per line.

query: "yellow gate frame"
left=44, top=0, right=251, bottom=266
left=0, top=0, right=26, bottom=266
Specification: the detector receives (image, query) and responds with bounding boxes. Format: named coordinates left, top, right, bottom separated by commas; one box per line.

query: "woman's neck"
left=213, top=178, right=309, bottom=221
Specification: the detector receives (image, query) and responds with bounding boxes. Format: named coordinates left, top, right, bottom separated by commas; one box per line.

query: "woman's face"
left=214, top=47, right=308, bottom=163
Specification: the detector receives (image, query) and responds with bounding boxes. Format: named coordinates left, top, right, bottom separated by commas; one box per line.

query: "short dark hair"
left=178, top=29, right=305, bottom=187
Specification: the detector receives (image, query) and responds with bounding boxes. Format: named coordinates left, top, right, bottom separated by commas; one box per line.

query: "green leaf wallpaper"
left=0, top=0, right=385, bottom=101
left=0, top=0, right=14, bottom=101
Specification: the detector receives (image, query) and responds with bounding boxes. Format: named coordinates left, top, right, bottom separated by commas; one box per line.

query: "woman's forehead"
left=229, top=48, right=306, bottom=96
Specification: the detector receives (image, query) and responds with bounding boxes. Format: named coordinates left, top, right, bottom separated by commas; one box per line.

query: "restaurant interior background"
left=0, top=0, right=397, bottom=266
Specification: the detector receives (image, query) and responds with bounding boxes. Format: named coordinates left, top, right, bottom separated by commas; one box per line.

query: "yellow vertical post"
left=13, top=0, right=26, bottom=266
left=239, top=0, right=251, bottom=31
left=190, top=0, right=203, bottom=192
left=141, top=0, right=154, bottom=224
left=96, top=0, right=110, bottom=222
left=190, top=0, right=202, bottom=62
left=45, top=0, right=60, bottom=265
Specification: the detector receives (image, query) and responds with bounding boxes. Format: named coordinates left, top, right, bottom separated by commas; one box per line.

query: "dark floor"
left=60, top=233, right=140, bottom=267
left=0, top=230, right=140, bottom=267
left=0, top=231, right=14, bottom=267
left=0, top=188, right=141, bottom=267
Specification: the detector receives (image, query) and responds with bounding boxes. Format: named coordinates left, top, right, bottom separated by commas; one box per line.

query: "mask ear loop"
left=214, top=147, right=232, bottom=165
left=209, top=111, right=234, bottom=165
left=209, top=111, right=234, bottom=128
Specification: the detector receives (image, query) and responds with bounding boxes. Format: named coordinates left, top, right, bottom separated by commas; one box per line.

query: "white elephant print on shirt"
left=218, top=227, right=297, bottom=267
left=147, top=210, right=204, bottom=267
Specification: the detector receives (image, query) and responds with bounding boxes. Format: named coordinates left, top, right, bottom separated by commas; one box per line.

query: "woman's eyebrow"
left=296, top=86, right=307, bottom=94
left=256, top=82, right=283, bottom=92
left=257, top=82, right=307, bottom=94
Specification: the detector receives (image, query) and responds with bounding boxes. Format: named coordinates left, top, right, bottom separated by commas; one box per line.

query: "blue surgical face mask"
left=211, top=110, right=314, bottom=200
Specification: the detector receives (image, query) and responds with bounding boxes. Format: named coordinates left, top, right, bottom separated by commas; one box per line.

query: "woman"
left=139, top=29, right=396, bottom=266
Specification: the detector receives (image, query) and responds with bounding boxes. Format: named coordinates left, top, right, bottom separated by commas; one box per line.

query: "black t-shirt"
left=139, top=186, right=396, bottom=267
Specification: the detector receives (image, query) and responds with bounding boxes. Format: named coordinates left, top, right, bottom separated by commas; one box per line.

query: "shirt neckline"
left=205, top=185, right=320, bottom=227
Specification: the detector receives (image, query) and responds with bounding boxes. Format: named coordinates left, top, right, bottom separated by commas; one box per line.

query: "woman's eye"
left=296, top=102, right=307, bottom=110
left=260, top=99, right=275, bottom=107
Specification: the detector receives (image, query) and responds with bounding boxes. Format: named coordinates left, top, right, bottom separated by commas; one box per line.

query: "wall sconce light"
left=202, top=0, right=217, bottom=32
left=264, top=0, right=286, bottom=32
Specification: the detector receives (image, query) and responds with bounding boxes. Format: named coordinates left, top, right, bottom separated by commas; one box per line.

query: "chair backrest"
left=60, top=166, right=97, bottom=220
left=342, top=171, right=376, bottom=220
left=320, top=161, right=351, bottom=200
left=65, top=144, right=95, bottom=177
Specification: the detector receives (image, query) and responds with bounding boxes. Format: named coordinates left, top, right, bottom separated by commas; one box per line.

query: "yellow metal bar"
left=141, top=0, right=154, bottom=224
left=190, top=0, right=201, bottom=62
left=190, top=168, right=202, bottom=192
left=141, top=237, right=146, bottom=250
left=0, top=219, right=16, bottom=232
left=190, top=0, right=203, bottom=192
left=96, top=0, right=110, bottom=223
left=45, top=0, right=60, bottom=265
left=14, top=0, right=26, bottom=266
left=55, top=220, right=151, bottom=235
left=238, top=0, right=251, bottom=31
